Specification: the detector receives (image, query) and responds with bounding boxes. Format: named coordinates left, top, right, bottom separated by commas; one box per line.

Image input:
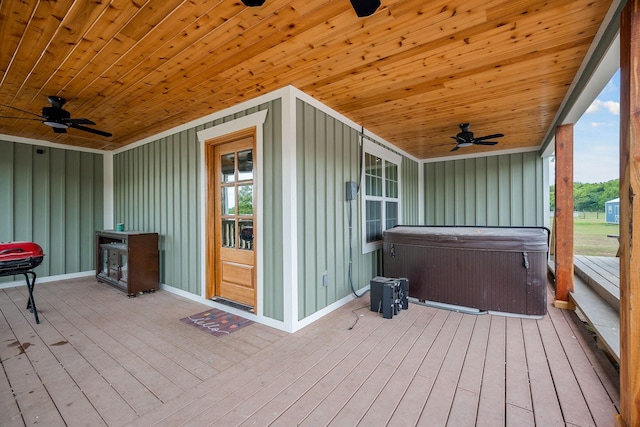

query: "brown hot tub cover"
left=383, top=226, right=550, bottom=316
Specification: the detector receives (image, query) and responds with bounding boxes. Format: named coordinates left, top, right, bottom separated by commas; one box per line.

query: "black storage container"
left=383, top=226, right=549, bottom=316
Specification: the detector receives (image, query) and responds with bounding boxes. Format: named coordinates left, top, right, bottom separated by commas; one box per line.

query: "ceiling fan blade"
left=474, top=133, right=504, bottom=141
left=53, top=127, right=67, bottom=134
left=63, top=118, right=96, bottom=125
left=69, top=124, right=112, bottom=137
left=450, top=146, right=460, bottom=152
left=474, top=141, right=499, bottom=146
left=0, top=116, right=42, bottom=122
left=0, top=103, right=44, bottom=119
left=456, top=136, right=468, bottom=143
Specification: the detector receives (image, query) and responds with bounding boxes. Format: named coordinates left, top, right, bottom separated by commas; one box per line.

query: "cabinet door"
left=119, top=252, right=128, bottom=283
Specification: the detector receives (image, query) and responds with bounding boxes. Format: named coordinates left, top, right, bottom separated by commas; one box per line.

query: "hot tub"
left=382, top=226, right=550, bottom=316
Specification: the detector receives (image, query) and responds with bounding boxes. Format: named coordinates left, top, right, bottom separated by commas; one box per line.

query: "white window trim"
left=361, top=139, right=402, bottom=253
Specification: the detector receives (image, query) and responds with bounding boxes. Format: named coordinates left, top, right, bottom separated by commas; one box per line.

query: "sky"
left=554, top=70, right=620, bottom=184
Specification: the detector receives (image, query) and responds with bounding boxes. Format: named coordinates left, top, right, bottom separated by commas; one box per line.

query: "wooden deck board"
left=298, top=308, right=425, bottom=426
left=0, top=289, right=73, bottom=427
left=550, top=255, right=621, bottom=363
left=0, top=295, right=31, bottom=427
left=418, top=314, right=476, bottom=426
left=589, top=256, right=620, bottom=277
left=264, top=312, right=383, bottom=425
left=356, top=308, right=438, bottom=426
left=476, top=315, right=507, bottom=427
left=571, top=272, right=620, bottom=362
left=521, top=315, right=565, bottom=427
left=331, top=309, right=427, bottom=425
left=387, top=310, right=462, bottom=426
left=29, top=283, right=179, bottom=410
left=1, top=295, right=109, bottom=426
left=538, top=313, right=596, bottom=426
left=561, top=307, right=620, bottom=411
left=506, top=317, right=535, bottom=426
left=58, top=284, right=221, bottom=382
left=0, top=277, right=621, bottom=427
left=546, top=292, right=619, bottom=425
left=129, top=331, right=313, bottom=426
left=446, top=313, right=491, bottom=426
left=249, top=306, right=426, bottom=426
left=573, top=255, right=619, bottom=307
left=10, top=286, right=150, bottom=425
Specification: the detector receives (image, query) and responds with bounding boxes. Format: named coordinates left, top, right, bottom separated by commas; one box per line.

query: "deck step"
left=570, top=273, right=620, bottom=364
left=573, top=255, right=619, bottom=312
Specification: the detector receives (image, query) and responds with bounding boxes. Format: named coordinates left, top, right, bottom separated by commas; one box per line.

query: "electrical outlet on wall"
left=321, top=271, right=329, bottom=287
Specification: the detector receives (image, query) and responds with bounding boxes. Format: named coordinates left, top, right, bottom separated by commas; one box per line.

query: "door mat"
left=180, top=308, right=253, bottom=336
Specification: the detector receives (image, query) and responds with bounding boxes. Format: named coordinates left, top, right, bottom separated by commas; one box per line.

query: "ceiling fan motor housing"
left=350, top=0, right=381, bottom=17
left=42, top=106, right=71, bottom=128
left=458, top=131, right=474, bottom=141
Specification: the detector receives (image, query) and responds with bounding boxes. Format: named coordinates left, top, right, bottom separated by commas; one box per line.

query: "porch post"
left=616, top=0, right=640, bottom=425
left=553, top=124, right=574, bottom=308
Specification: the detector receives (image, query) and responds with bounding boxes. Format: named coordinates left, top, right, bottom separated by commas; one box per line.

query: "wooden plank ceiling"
left=0, top=0, right=613, bottom=159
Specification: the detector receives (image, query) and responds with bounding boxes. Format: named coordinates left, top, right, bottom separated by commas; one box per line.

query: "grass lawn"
left=552, top=212, right=620, bottom=257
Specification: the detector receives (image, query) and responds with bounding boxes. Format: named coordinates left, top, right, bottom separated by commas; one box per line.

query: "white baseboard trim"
left=293, top=286, right=371, bottom=332
left=159, top=283, right=289, bottom=332
left=0, top=270, right=94, bottom=290
left=160, top=282, right=370, bottom=333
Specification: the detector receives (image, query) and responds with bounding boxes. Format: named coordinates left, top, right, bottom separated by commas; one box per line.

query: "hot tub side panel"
left=382, top=228, right=548, bottom=316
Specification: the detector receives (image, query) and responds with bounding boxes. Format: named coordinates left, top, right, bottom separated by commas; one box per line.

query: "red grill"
left=0, top=242, right=45, bottom=323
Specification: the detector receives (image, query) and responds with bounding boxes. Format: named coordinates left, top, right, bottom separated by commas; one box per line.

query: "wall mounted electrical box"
left=345, top=181, right=358, bottom=201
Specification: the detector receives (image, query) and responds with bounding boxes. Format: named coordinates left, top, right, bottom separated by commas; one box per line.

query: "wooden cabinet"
left=96, top=231, right=159, bottom=296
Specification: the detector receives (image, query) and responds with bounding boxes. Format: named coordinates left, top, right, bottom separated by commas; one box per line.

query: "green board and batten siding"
left=424, top=151, right=545, bottom=226
left=114, top=130, right=201, bottom=296
left=295, top=101, right=421, bottom=319
left=402, top=157, right=421, bottom=225
left=0, top=140, right=103, bottom=281
left=112, top=100, right=284, bottom=320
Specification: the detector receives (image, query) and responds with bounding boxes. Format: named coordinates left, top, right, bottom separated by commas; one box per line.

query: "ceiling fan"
left=0, top=96, right=112, bottom=137
left=450, top=123, right=503, bottom=151
left=241, top=0, right=381, bottom=17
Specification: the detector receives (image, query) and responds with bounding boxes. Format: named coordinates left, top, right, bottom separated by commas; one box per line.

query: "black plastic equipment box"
left=382, top=226, right=550, bottom=316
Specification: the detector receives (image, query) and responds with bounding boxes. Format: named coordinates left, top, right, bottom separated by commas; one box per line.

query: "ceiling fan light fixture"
left=241, top=0, right=266, bottom=6
left=457, top=141, right=473, bottom=148
left=43, top=120, right=69, bottom=129
left=349, top=0, right=381, bottom=17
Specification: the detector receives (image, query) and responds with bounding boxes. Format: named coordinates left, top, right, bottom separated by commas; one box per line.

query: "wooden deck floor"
left=1, top=277, right=619, bottom=426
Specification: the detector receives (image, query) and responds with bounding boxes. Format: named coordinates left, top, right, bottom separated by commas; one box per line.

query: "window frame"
left=361, top=139, right=402, bottom=253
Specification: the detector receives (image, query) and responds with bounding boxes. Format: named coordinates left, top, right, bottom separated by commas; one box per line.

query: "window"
left=362, top=140, right=401, bottom=252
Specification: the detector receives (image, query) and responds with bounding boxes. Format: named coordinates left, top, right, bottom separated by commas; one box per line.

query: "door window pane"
left=222, top=186, right=236, bottom=215
left=238, top=149, right=254, bottom=181
left=239, top=220, right=254, bottom=251
left=237, top=185, right=253, bottom=215
left=222, top=219, right=236, bottom=248
left=221, top=153, right=235, bottom=183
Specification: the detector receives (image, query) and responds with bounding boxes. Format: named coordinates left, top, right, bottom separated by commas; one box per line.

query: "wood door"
left=206, top=131, right=256, bottom=311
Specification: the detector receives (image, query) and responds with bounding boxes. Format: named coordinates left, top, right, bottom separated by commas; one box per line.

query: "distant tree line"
left=549, top=179, right=619, bottom=212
